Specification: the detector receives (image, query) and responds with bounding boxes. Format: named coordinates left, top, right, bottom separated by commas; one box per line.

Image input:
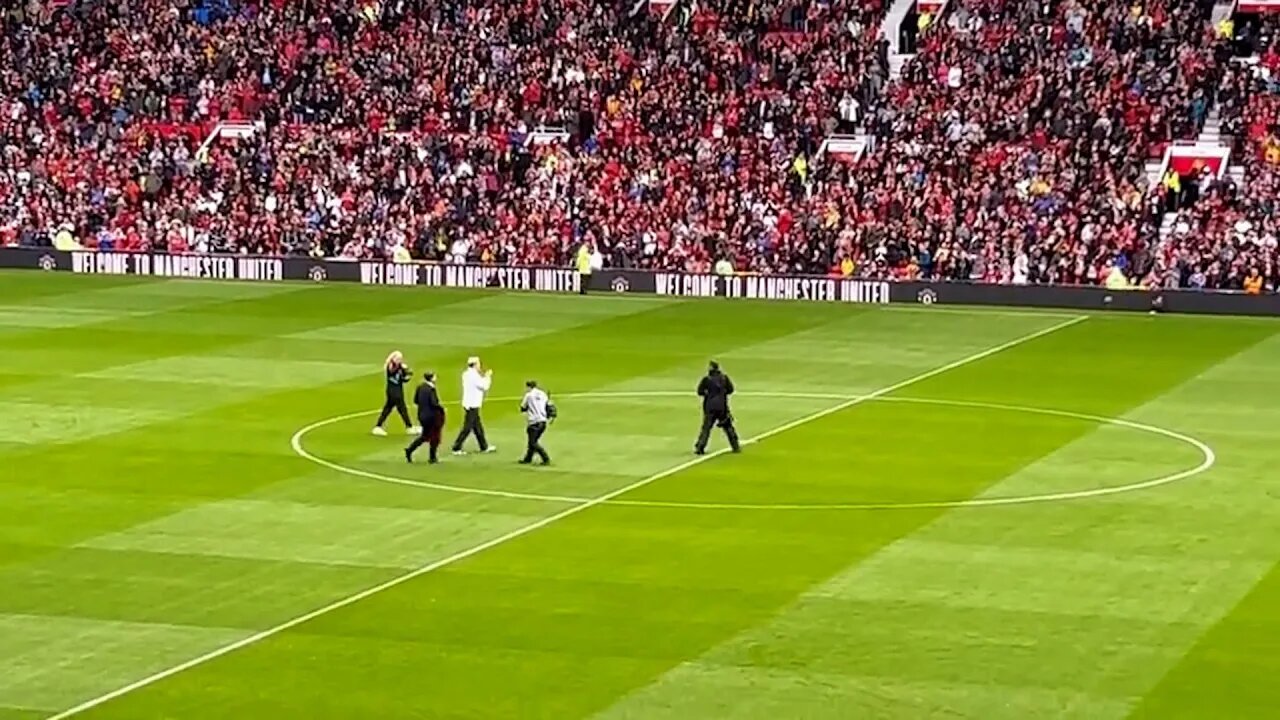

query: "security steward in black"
left=405, top=372, right=445, bottom=463
left=694, top=360, right=741, bottom=455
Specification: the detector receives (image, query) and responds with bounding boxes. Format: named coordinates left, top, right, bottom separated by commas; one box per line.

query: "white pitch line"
left=290, top=392, right=1214, bottom=510
left=879, top=305, right=1090, bottom=319
left=46, top=314, right=1086, bottom=719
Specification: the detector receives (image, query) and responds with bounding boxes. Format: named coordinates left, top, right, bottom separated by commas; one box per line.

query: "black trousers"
left=695, top=408, right=740, bottom=453
left=452, top=408, right=489, bottom=451
left=522, top=422, right=550, bottom=464
left=377, top=393, right=411, bottom=427
left=405, top=415, right=442, bottom=462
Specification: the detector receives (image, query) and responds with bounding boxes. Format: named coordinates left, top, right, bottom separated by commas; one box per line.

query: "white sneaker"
left=371, top=426, right=388, bottom=437
left=483, top=446, right=497, bottom=454
left=407, top=426, right=422, bottom=436
left=452, top=450, right=467, bottom=456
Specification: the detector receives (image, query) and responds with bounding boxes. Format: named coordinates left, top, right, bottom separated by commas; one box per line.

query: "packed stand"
left=796, top=0, right=1235, bottom=286
left=1166, top=12, right=1280, bottom=293
left=0, top=0, right=1275, bottom=291
left=1, top=0, right=891, bottom=271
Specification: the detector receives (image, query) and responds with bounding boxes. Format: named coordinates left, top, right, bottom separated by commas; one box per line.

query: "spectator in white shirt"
left=451, top=356, right=495, bottom=455
left=449, top=237, right=471, bottom=264
left=838, top=93, right=859, bottom=132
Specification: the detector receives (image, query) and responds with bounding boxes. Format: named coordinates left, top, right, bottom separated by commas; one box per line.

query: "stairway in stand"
left=883, top=0, right=918, bottom=80
left=1155, top=93, right=1247, bottom=241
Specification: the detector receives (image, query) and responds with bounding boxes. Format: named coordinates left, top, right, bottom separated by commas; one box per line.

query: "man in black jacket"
left=695, top=360, right=741, bottom=455
left=405, top=372, right=445, bottom=464
left=373, top=350, right=417, bottom=436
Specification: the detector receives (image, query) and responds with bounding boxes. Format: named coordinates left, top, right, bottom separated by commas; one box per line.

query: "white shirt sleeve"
left=461, top=368, right=493, bottom=408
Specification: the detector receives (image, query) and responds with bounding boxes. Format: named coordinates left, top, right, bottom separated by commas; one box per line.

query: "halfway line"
left=46, top=314, right=1087, bottom=719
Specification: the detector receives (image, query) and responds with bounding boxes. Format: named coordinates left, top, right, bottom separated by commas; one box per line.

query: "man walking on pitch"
left=373, top=351, right=419, bottom=436
left=452, top=356, right=496, bottom=455
left=405, top=372, right=445, bottom=463
left=519, top=380, right=554, bottom=465
left=694, top=360, right=741, bottom=455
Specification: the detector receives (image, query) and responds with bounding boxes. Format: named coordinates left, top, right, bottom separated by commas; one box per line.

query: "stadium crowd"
left=1182, top=13, right=1280, bottom=293
left=1, top=0, right=1278, bottom=291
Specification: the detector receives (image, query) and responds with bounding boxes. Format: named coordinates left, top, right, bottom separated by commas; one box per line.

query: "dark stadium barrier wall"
left=590, top=268, right=893, bottom=304
left=888, top=280, right=1275, bottom=315
left=3, top=248, right=1279, bottom=316
left=0, top=248, right=583, bottom=292
left=589, top=269, right=1280, bottom=315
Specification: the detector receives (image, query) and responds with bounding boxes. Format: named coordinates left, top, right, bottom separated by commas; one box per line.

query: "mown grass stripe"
left=1128, top=558, right=1280, bottom=719
left=599, top=323, right=1280, bottom=720
left=10, top=284, right=868, bottom=717
left=46, top=315, right=1085, bottom=719
left=584, top=319, right=1275, bottom=720
left=6, top=274, right=1278, bottom=720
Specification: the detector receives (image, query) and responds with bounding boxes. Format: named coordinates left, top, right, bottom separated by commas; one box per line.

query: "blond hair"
left=385, top=350, right=403, bottom=370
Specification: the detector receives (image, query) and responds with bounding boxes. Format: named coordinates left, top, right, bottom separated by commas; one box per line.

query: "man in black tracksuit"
left=405, top=372, right=445, bottom=463
left=374, top=353, right=415, bottom=436
left=694, top=360, right=741, bottom=455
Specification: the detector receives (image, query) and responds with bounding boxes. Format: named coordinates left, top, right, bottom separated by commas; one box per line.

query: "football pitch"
left=2, top=272, right=1278, bottom=719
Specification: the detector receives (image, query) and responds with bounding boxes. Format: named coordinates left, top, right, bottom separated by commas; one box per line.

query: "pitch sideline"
left=46, top=315, right=1087, bottom=719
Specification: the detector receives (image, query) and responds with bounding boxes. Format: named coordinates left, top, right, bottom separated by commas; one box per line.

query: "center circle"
left=290, top=391, right=1215, bottom=510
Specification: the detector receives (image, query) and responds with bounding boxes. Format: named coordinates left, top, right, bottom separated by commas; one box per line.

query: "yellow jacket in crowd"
left=1105, top=266, right=1130, bottom=290
left=392, top=245, right=412, bottom=263
left=791, top=154, right=808, bottom=183
left=1265, top=138, right=1280, bottom=165
left=53, top=227, right=82, bottom=251
left=1244, top=272, right=1264, bottom=295
left=576, top=245, right=592, bottom=275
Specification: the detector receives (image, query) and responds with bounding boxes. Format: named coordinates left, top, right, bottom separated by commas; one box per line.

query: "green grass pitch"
left=2, top=271, right=1278, bottom=719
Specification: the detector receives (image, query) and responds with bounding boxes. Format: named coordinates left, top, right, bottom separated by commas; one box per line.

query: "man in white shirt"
left=519, top=380, right=554, bottom=466
left=451, top=356, right=495, bottom=455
